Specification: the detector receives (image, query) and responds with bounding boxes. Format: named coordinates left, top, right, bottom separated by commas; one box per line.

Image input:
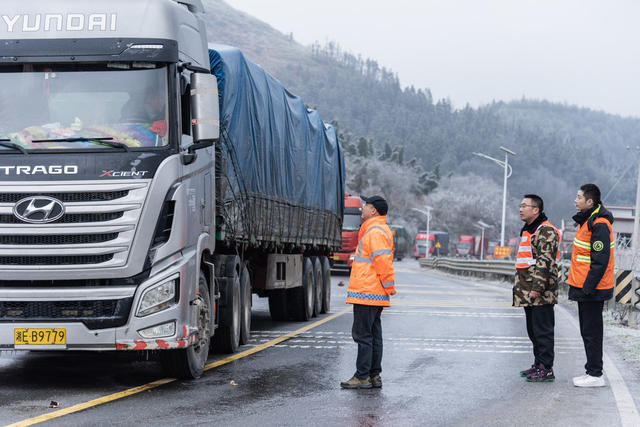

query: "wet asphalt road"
left=0, top=259, right=638, bottom=426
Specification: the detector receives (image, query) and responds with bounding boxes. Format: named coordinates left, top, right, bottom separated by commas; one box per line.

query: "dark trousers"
left=524, top=305, right=555, bottom=368
left=578, top=301, right=605, bottom=377
left=352, top=304, right=383, bottom=380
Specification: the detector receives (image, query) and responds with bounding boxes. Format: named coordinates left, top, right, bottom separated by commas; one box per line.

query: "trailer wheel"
left=320, top=257, right=331, bottom=313
left=160, top=270, right=210, bottom=379
left=268, top=289, right=288, bottom=321
left=239, top=264, right=252, bottom=345
left=212, top=258, right=241, bottom=353
left=312, top=257, right=323, bottom=317
left=289, top=257, right=313, bottom=321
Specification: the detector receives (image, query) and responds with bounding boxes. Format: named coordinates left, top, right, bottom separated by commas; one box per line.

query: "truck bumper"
left=0, top=253, right=200, bottom=351
left=330, top=252, right=353, bottom=271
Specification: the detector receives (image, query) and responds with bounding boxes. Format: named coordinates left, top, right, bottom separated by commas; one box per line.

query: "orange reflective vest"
left=567, top=216, right=614, bottom=290
left=346, top=215, right=395, bottom=307
left=515, top=220, right=560, bottom=269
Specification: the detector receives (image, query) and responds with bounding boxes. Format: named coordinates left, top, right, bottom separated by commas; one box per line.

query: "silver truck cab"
left=0, top=0, right=221, bottom=378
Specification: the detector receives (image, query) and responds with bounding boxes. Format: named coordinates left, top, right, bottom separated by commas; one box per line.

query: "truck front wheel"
left=160, top=270, right=211, bottom=379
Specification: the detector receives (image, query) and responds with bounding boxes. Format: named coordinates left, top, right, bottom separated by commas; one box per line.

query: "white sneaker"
left=573, top=374, right=606, bottom=387
left=572, top=374, right=589, bottom=383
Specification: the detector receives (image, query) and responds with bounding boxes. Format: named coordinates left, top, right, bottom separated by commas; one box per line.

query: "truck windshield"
left=342, top=213, right=362, bottom=231
left=0, top=64, right=170, bottom=151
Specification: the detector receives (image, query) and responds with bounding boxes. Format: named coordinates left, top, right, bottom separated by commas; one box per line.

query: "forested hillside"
left=202, top=0, right=640, bottom=238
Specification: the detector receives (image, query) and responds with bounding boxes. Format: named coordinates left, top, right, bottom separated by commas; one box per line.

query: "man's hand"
left=390, top=290, right=397, bottom=296
left=529, top=290, right=540, bottom=299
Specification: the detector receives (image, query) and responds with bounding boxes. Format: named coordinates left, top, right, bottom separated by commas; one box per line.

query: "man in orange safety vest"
left=340, top=195, right=396, bottom=389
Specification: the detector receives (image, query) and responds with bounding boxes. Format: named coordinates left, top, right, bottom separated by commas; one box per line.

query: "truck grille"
left=0, top=191, right=129, bottom=203
left=0, top=297, right=134, bottom=330
left=0, top=181, right=148, bottom=269
left=0, top=233, right=118, bottom=245
left=2, top=300, right=117, bottom=318
left=0, top=254, right=113, bottom=265
left=0, top=212, right=123, bottom=224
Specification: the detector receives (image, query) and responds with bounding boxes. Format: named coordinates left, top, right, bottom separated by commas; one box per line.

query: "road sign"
left=435, top=242, right=441, bottom=248
left=493, top=245, right=511, bottom=259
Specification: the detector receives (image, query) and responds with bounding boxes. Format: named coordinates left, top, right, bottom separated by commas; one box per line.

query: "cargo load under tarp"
left=208, top=45, right=345, bottom=249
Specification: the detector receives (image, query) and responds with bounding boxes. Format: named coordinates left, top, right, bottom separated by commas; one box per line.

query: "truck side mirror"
left=190, top=73, right=220, bottom=143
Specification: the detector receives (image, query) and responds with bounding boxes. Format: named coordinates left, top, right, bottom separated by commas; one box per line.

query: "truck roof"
left=0, top=0, right=209, bottom=68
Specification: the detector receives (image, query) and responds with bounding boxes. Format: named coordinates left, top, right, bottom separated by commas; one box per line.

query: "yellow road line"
left=7, top=307, right=351, bottom=427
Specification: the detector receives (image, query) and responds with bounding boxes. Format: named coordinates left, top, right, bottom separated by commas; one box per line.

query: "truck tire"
left=160, top=270, right=211, bottom=379
left=239, top=264, right=251, bottom=345
left=288, top=257, right=313, bottom=321
left=268, top=289, right=288, bottom=321
left=320, top=256, right=331, bottom=314
left=312, top=257, right=323, bottom=317
left=212, top=257, right=241, bottom=353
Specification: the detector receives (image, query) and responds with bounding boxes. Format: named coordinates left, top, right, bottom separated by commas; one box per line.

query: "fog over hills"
left=202, top=0, right=640, bottom=228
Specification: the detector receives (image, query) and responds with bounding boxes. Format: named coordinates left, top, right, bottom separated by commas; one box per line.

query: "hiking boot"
left=573, top=374, right=605, bottom=387
left=370, top=375, right=382, bottom=388
left=340, top=375, right=372, bottom=389
left=526, top=366, right=555, bottom=382
left=520, top=364, right=537, bottom=378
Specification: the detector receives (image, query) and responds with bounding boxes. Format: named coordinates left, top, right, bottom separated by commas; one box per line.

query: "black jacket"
left=568, top=204, right=614, bottom=302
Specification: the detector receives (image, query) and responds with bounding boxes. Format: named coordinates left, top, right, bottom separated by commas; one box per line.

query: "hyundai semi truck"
left=0, top=0, right=344, bottom=379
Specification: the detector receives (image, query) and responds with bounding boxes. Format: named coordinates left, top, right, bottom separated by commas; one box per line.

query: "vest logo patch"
left=593, top=241, right=604, bottom=251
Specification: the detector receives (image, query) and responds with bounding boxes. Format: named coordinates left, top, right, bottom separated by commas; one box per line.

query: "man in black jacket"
left=566, top=183, right=614, bottom=388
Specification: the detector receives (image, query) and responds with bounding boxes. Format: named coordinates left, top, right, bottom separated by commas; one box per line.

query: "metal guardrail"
left=419, top=257, right=516, bottom=277
left=419, top=257, right=571, bottom=282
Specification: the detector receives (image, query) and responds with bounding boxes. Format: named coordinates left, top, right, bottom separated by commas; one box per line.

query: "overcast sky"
left=225, top=0, right=639, bottom=118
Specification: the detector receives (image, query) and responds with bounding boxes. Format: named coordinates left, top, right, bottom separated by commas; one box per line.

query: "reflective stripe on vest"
left=353, top=226, right=392, bottom=265
left=515, top=220, right=560, bottom=269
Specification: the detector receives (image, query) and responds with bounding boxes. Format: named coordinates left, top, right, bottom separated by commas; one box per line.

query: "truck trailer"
left=0, top=0, right=345, bottom=379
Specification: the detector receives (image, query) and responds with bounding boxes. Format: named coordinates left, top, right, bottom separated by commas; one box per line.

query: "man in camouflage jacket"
left=513, top=194, right=559, bottom=382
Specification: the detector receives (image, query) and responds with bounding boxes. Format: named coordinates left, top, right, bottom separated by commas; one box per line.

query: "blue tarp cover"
left=209, top=44, right=345, bottom=248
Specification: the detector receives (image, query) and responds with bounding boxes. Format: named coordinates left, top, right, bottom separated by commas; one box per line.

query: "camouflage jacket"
left=513, top=224, right=559, bottom=306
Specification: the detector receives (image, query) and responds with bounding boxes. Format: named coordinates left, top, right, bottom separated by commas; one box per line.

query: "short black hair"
left=580, top=183, right=601, bottom=205
left=524, top=194, right=543, bottom=212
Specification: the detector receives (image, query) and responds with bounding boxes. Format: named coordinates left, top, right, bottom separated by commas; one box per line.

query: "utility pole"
left=499, top=146, right=516, bottom=247
left=472, top=147, right=516, bottom=247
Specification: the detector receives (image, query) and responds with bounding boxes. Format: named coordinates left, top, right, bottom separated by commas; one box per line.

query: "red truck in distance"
left=456, top=235, right=475, bottom=257
left=414, top=231, right=449, bottom=258
left=331, top=194, right=363, bottom=272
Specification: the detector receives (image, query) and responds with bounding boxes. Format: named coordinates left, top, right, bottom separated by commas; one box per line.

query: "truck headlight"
left=349, top=253, right=355, bottom=261
left=137, top=276, right=178, bottom=317
left=138, top=321, right=176, bottom=339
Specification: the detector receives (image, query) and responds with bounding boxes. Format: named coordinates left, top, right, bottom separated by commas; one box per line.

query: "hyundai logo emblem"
left=13, top=196, right=65, bottom=224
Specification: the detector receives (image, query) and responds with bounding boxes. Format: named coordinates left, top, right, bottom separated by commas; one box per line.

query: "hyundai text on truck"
left=0, top=0, right=345, bottom=379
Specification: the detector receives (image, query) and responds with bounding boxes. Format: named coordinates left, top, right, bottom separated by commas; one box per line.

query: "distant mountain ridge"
left=202, top=0, right=640, bottom=222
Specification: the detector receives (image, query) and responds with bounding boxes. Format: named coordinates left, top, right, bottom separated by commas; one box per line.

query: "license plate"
left=14, top=328, right=66, bottom=346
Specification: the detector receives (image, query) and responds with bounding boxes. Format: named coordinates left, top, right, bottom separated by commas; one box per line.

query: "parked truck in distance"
left=414, top=231, right=449, bottom=258
left=0, top=0, right=345, bottom=379
left=331, top=194, right=362, bottom=272
left=456, top=235, right=476, bottom=257
left=389, top=225, right=410, bottom=261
